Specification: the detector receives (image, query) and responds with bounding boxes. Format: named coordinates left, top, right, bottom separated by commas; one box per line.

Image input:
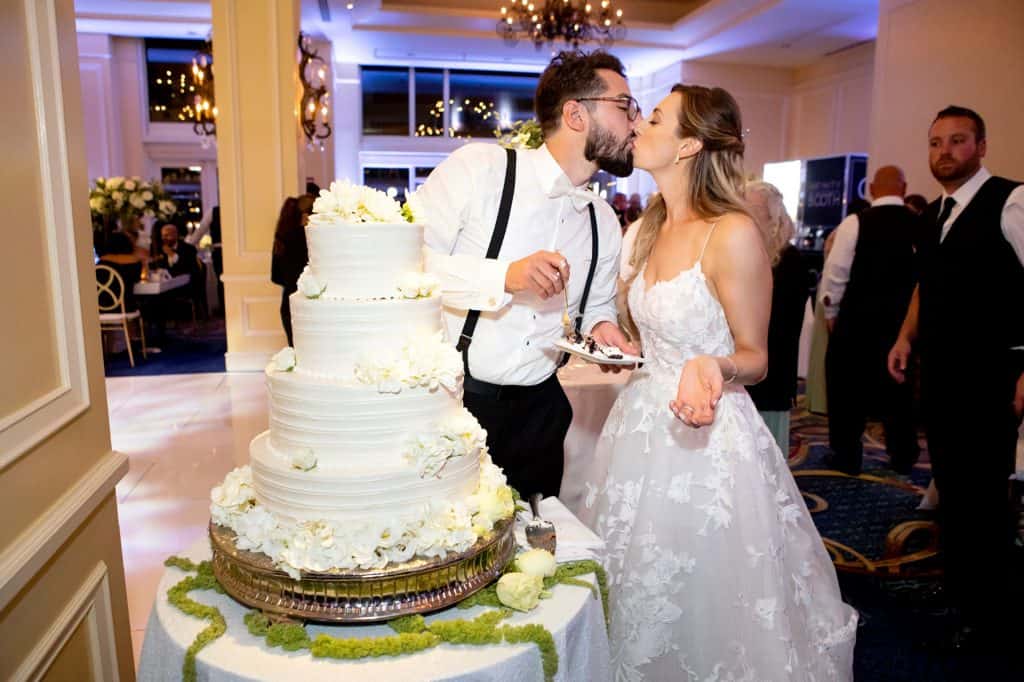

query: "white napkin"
left=514, top=496, right=606, bottom=563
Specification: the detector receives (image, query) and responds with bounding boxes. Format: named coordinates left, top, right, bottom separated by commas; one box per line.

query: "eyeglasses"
left=576, top=95, right=641, bottom=122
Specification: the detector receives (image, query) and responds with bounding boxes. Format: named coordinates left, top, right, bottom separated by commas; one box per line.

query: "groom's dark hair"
left=535, top=50, right=626, bottom=137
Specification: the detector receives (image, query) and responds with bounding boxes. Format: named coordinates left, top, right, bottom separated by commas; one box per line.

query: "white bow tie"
left=548, top=182, right=596, bottom=212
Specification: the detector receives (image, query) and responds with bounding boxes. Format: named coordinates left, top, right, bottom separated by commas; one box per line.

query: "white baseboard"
left=225, top=351, right=272, bottom=372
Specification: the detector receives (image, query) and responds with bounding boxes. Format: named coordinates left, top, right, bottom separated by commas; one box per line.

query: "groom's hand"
left=590, top=322, right=640, bottom=374
left=505, top=251, right=569, bottom=299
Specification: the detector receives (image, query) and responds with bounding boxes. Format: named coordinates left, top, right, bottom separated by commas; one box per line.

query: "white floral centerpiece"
left=89, top=176, right=177, bottom=244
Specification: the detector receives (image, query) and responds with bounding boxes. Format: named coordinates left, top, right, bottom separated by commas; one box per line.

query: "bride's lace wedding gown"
left=583, top=239, right=858, bottom=681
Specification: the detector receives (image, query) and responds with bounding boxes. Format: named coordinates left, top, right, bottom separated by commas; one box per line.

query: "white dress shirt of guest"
left=937, top=165, right=1024, bottom=258
left=819, top=166, right=913, bottom=326
left=416, top=142, right=623, bottom=386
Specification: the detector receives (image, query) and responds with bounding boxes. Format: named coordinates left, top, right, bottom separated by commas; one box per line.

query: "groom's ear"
left=562, top=100, right=588, bottom=133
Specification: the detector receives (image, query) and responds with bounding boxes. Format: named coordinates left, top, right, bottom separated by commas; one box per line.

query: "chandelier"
left=298, top=32, right=331, bottom=150
left=190, top=40, right=216, bottom=145
left=498, top=0, right=625, bottom=49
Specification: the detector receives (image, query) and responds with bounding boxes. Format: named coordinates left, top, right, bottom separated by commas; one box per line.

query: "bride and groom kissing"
left=414, top=50, right=857, bottom=680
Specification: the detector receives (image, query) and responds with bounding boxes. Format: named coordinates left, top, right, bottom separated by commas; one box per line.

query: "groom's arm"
left=417, top=144, right=512, bottom=312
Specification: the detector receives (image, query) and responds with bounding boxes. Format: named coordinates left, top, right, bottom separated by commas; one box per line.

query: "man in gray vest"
left=821, top=165, right=919, bottom=476
left=889, top=105, right=1024, bottom=651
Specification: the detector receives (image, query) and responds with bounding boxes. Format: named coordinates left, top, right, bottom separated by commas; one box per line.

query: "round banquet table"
left=558, top=359, right=631, bottom=520
left=137, top=500, right=610, bottom=682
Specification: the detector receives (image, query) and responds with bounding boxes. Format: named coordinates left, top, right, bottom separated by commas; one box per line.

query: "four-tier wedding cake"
left=209, top=181, right=515, bottom=579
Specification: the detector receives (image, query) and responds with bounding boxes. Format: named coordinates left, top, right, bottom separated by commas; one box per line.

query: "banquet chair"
left=96, top=264, right=147, bottom=367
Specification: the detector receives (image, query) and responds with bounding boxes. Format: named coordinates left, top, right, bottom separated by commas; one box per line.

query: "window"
left=362, top=168, right=410, bottom=203
left=361, top=67, right=410, bottom=135
left=361, top=66, right=539, bottom=138
left=414, top=69, right=444, bottom=137
left=161, top=167, right=203, bottom=230
left=449, top=70, right=537, bottom=138
left=145, top=39, right=208, bottom=123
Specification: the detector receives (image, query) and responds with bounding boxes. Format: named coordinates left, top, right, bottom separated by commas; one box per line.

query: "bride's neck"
left=653, top=165, right=698, bottom=224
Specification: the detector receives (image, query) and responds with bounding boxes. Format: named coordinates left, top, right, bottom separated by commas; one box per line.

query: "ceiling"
left=74, top=0, right=879, bottom=76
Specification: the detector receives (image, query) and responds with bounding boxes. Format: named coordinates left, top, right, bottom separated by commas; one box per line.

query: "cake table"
left=137, top=498, right=610, bottom=682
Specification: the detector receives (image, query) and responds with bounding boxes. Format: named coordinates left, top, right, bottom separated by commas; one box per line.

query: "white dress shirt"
left=818, top=195, right=907, bottom=319
left=416, top=143, right=622, bottom=386
left=938, top=166, right=1024, bottom=267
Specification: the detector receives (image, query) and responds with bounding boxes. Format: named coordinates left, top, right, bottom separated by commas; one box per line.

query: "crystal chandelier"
left=498, top=0, right=625, bottom=49
left=190, top=40, right=216, bottom=145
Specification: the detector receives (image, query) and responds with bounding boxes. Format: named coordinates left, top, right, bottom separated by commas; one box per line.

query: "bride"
left=584, top=84, right=858, bottom=680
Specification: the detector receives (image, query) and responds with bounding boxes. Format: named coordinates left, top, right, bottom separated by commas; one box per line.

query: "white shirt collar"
left=531, top=144, right=597, bottom=211
left=943, top=166, right=991, bottom=208
left=870, top=195, right=906, bottom=207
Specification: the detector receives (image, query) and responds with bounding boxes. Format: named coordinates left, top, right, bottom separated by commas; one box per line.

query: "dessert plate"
left=553, top=337, right=643, bottom=366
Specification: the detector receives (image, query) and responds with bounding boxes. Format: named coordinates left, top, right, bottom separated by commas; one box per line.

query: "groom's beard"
left=585, top=125, right=634, bottom=177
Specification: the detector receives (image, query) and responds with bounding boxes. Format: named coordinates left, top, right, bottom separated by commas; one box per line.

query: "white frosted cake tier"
left=249, top=431, right=481, bottom=523
left=305, top=221, right=424, bottom=299
left=266, top=369, right=461, bottom=467
left=289, top=293, right=442, bottom=378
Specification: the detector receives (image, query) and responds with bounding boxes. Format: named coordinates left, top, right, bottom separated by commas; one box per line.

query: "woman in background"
left=271, top=194, right=314, bottom=346
left=745, top=181, right=811, bottom=452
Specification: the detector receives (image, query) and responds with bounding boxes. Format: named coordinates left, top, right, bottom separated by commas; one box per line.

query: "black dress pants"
left=826, top=332, right=919, bottom=474
left=923, top=366, right=1020, bottom=629
left=462, top=373, right=573, bottom=500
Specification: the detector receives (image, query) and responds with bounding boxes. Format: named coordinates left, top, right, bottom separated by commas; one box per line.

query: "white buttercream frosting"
left=305, top=222, right=424, bottom=299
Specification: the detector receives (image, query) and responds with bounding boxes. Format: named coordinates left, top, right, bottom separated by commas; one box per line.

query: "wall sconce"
left=191, top=40, right=216, bottom=146
left=298, top=32, right=331, bottom=150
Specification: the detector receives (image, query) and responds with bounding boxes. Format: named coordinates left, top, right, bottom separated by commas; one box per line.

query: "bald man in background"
left=820, top=165, right=921, bottom=476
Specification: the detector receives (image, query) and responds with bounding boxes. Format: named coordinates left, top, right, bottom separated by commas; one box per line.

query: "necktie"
left=936, top=196, right=956, bottom=230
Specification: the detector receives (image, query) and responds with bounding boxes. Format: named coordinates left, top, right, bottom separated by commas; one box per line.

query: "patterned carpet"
left=788, top=397, right=1021, bottom=680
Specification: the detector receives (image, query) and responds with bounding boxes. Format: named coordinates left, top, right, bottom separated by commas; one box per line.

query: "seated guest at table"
left=151, top=223, right=199, bottom=278
left=271, top=195, right=313, bottom=346
left=745, top=181, right=811, bottom=452
left=98, top=231, right=142, bottom=312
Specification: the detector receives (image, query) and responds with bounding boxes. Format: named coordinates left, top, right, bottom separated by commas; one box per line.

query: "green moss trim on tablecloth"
left=163, top=554, right=606, bottom=681
left=163, top=557, right=227, bottom=682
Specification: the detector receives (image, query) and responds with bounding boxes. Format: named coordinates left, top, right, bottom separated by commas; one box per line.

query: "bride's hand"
left=669, top=356, right=723, bottom=427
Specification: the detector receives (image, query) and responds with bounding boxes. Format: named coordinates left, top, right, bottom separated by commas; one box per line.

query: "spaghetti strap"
left=696, top=221, right=719, bottom=266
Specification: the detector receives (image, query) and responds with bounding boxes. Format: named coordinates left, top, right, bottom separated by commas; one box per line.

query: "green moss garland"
left=164, top=554, right=608, bottom=682
left=163, top=557, right=227, bottom=682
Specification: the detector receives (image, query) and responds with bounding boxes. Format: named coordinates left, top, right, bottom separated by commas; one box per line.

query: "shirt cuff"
left=476, top=258, right=512, bottom=311
left=819, top=293, right=839, bottom=320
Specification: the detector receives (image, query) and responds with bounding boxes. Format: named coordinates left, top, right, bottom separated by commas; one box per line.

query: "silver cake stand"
left=209, top=517, right=516, bottom=623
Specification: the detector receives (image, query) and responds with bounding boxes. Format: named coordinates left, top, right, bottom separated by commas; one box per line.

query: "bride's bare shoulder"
left=711, top=212, right=762, bottom=250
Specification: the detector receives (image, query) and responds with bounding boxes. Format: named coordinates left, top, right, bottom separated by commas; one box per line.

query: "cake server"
left=525, top=492, right=557, bottom=554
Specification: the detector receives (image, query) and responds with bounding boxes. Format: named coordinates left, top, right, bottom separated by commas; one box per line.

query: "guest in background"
left=904, top=193, right=929, bottom=215
left=98, top=231, right=143, bottom=312
left=610, top=192, right=629, bottom=228
left=821, top=165, right=919, bottom=476
left=271, top=194, right=314, bottom=346
left=888, top=106, right=1024, bottom=650
left=745, top=182, right=811, bottom=452
left=625, top=192, right=643, bottom=223
left=151, top=222, right=200, bottom=280
left=306, top=181, right=321, bottom=197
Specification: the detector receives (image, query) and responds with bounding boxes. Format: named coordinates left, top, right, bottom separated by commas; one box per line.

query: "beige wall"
left=1, top=0, right=132, bottom=680
left=870, top=0, right=1024, bottom=195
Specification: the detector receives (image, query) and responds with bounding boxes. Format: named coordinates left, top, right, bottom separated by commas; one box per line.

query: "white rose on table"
left=89, top=196, right=105, bottom=212
left=496, top=572, right=544, bottom=612
left=142, top=190, right=154, bottom=201
left=129, top=193, right=146, bottom=209
left=123, top=179, right=136, bottom=191
left=296, top=266, right=326, bottom=298
left=107, top=177, right=123, bottom=189
left=270, top=346, right=296, bottom=372
left=515, top=548, right=557, bottom=578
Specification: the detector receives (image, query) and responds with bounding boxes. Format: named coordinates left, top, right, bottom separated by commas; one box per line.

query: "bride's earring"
left=673, top=151, right=683, bottom=165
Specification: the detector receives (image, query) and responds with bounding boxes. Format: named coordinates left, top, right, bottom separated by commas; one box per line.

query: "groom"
left=416, top=50, right=639, bottom=499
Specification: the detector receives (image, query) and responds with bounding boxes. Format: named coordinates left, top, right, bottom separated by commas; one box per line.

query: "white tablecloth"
left=134, top=273, right=190, bottom=296
left=558, top=360, right=630, bottom=519
left=138, top=499, right=610, bottom=682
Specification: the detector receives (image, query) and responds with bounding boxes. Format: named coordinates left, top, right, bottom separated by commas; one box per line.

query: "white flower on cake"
left=403, top=408, right=487, bottom=478
left=515, top=548, right=557, bottom=578
left=270, top=347, right=297, bottom=372
left=396, top=271, right=440, bottom=299
left=310, top=179, right=406, bottom=224
left=401, top=189, right=427, bottom=224
left=496, top=573, right=544, bottom=612
left=210, top=465, right=255, bottom=509
left=296, top=265, right=326, bottom=298
left=354, top=330, right=462, bottom=394
left=290, top=447, right=317, bottom=471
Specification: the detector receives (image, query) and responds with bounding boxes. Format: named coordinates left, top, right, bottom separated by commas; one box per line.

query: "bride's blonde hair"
left=628, top=84, right=749, bottom=278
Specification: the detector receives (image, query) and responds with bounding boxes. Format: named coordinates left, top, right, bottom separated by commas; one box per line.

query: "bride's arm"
left=706, top=213, right=771, bottom=385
